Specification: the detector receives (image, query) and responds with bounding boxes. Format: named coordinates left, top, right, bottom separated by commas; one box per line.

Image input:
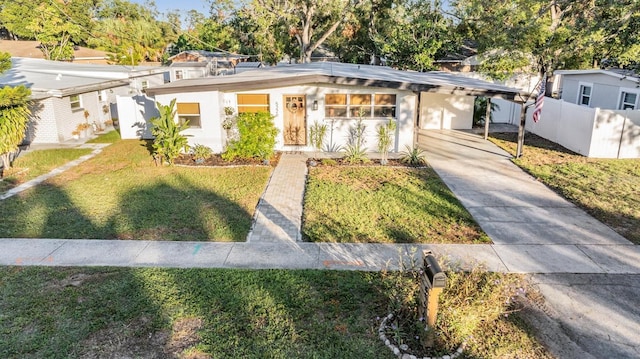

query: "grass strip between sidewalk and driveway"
left=0, top=139, right=271, bottom=241
left=489, top=132, right=640, bottom=244
left=303, top=166, right=490, bottom=244
left=0, top=266, right=551, bottom=359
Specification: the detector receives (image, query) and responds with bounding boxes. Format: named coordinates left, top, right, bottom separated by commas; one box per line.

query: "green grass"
left=303, top=166, right=490, bottom=243
left=0, top=266, right=550, bottom=359
left=0, top=148, right=93, bottom=193
left=86, top=130, right=120, bottom=144
left=0, top=140, right=271, bottom=241
left=489, top=133, right=640, bottom=244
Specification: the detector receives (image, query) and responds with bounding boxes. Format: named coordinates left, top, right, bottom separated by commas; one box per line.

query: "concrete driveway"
left=419, top=129, right=640, bottom=358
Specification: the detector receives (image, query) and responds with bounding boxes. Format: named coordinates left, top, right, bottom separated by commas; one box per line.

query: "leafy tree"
left=0, top=52, right=31, bottom=172
left=223, top=111, right=278, bottom=161
left=150, top=99, right=189, bottom=165
left=451, top=0, right=640, bottom=77
left=26, top=3, right=83, bottom=60
left=0, top=1, right=34, bottom=40
left=248, top=0, right=365, bottom=63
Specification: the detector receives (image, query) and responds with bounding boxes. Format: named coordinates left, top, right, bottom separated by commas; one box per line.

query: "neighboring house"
left=0, top=40, right=110, bottom=64
left=132, top=62, right=524, bottom=154
left=555, top=69, right=640, bottom=110
left=517, top=68, right=640, bottom=159
left=167, top=50, right=249, bottom=81
left=0, top=57, right=168, bottom=144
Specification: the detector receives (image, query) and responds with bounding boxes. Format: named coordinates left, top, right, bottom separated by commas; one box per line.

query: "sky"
left=131, top=0, right=210, bottom=18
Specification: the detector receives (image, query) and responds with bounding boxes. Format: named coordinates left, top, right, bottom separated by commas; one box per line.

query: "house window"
left=324, top=93, right=396, bottom=118
left=141, top=80, right=149, bottom=91
left=175, top=70, right=183, bottom=80
left=69, top=94, right=82, bottom=110
left=237, top=94, right=270, bottom=113
left=177, top=102, right=201, bottom=128
left=578, top=84, right=592, bottom=106
left=98, top=90, right=107, bottom=102
left=619, top=91, right=638, bottom=110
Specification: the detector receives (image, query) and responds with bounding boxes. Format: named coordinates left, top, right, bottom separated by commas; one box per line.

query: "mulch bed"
left=307, top=158, right=419, bottom=167
left=174, top=152, right=281, bottom=167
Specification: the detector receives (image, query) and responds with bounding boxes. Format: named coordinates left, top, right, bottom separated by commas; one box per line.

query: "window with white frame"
left=177, top=102, right=201, bottom=128
left=324, top=93, right=396, bottom=118
left=175, top=70, right=183, bottom=80
left=69, top=94, right=82, bottom=110
left=141, top=80, right=149, bottom=91
left=619, top=91, right=638, bottom=110
left=98, top=90, right=107, bottom=102
left=578, top=84, right=592, bottom=106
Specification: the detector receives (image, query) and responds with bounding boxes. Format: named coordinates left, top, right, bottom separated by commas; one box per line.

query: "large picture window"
left=324, top=93, right=396, bottom=118
left=237, top=94, right=270, bottom=113
left=177, top=102, right=201, bottom=128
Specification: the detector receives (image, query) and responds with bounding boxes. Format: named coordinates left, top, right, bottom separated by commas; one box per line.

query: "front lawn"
left=0, top=148, right=94, bottom=193
left=0, top=140, right=271, bottom=241
left=490, top=132, right=640, bottom=244
left=0, top=266, right=550, bottom=359
left=303, top=166, right=490, bottom=243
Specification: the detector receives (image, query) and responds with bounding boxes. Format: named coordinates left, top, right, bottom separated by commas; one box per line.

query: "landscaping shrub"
left=150, top=99, right=189, bottom=165
left=222, top=111, right=278, bottom=161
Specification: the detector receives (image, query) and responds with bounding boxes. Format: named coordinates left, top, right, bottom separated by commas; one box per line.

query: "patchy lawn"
left=0, top=266, right=551, bottom=359
left=86, top=130, right=121, bottom=144
left=0, top=140, right=271, bottom=241
left=0, top=148, right=94, bottom=193
left=303, top=166, right=490, bottom=243
left=490, top=132, right=640, bottom=244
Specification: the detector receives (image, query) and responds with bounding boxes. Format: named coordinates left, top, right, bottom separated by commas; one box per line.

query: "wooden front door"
left=283, top=95, right=306, bottom=145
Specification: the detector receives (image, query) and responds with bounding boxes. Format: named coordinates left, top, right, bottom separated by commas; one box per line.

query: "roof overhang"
left=148, top=68, right=527, bottom=102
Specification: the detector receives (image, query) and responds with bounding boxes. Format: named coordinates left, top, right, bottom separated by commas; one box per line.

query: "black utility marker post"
left=483, top=97, right=491, bottom=140
left=516, top=103, right=527, bottom=158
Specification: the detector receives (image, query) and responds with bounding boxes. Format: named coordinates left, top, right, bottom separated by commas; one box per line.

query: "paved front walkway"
left=247, top=153, right=307, bottom=243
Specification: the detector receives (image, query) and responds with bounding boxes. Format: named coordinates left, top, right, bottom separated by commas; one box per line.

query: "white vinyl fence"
left=519, top=97, right=640, bottom=158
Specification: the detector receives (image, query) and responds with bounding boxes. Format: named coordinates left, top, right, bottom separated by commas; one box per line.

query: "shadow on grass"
left=490, top=132, right=579, bottom=156
left=0, top=174, right=253, bottom=241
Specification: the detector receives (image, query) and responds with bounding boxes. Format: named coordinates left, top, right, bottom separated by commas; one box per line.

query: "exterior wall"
left=52, top=96, right=89, bottom=141
left=116, top=94, right=160, bottom=140
left=525, top=97, right=640, bottom=158
left=559, top=73, right=640, bottom=109
left=419, top=92, right=474, bottom=130
left=26, top=99, right=59, bottom=144
left=153, top=91, right=224, bottom=152
left=224, top=84, right=416, bottom=153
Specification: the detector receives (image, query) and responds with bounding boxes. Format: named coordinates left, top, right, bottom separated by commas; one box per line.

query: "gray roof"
left=147, top=62, right=527, bottom=101
left=0, top=57, right=168, bottom=99
left=555, top=69, right=639, bottom=81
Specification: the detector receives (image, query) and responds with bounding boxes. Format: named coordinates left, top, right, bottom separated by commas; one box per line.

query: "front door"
left=283, top=95, right=306, bottom=145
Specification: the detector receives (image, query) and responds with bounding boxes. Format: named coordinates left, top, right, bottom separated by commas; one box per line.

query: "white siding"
left=27, top=99, right=59, bottom=144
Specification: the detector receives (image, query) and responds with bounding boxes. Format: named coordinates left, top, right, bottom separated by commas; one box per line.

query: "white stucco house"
left=0, top=57, right=169, bottom=144
left=130, top=62, right=525, bottom=154
left=555, top=69, right=640, bottom=110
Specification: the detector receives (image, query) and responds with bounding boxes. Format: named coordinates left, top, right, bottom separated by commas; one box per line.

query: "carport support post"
left=516, top=103, right=527, bottom=158
left=483, top=97, right=491, bottom=140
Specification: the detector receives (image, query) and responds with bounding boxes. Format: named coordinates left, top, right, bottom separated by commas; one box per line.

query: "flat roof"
left=0, top=57, right=168, bottom=99
left=147, top=62, right=527, bottom=101
left=555, top=69, right=639, bottom=81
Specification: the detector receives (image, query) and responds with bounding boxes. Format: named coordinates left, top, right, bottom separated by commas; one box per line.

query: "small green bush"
left=400, top=146, right=426, bottom=166
left=192, top=144, right=212, bottom=161
left=321, top=158, right=337, bottom=166
left=222, top=111, right=278, bottom=161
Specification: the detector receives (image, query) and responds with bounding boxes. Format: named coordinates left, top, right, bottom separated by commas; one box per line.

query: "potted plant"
left=71, top=130, right=80, bottom=140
